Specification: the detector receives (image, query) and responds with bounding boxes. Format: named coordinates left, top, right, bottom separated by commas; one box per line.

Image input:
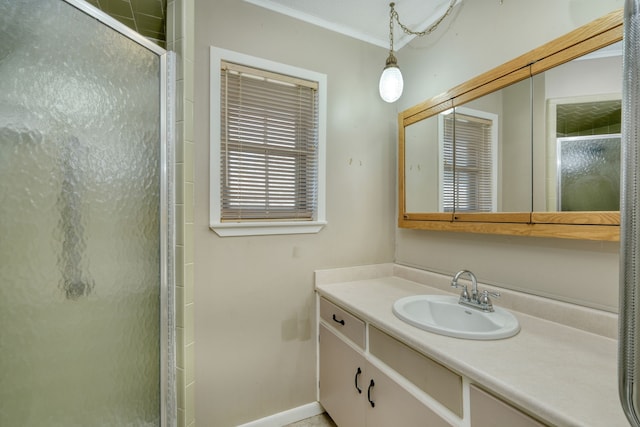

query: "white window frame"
left=209, top=47, right=327, bottom=237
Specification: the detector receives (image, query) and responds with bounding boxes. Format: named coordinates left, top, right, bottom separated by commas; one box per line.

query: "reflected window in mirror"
left=403, top=77, right=533, bottom=215
left=454, top=77, right=532, bottom=213
left=441, top=108, right=498, bottom=212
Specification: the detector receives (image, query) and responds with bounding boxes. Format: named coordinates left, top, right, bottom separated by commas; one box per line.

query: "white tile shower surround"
left=315, top=263, right=625, bottom=427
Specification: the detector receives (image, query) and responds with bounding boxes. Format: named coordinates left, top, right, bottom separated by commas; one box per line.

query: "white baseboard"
left=236, top=402, right=324, bottom=427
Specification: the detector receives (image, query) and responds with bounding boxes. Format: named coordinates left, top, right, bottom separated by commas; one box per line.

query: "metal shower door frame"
left=61, top=1, right=176, bottom=426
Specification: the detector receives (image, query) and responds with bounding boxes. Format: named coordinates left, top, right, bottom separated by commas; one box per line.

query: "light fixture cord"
left=388, top=3, right=396, bottom=54
left=388, top=0, right=458, bottom=53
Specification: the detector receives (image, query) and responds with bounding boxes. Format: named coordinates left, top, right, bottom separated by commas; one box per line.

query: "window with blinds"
left=220, top=61, right=319, bottom=221
left=210, top=47, right=326, bottom=236
left=441, top=109, right=496, bottom=212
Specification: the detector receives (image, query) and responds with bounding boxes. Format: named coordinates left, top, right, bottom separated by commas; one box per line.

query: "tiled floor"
left=285, top=413, right=337, bottom=427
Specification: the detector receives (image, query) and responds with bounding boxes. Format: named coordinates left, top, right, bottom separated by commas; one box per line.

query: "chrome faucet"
left=451, top=269, right=500, bottom=312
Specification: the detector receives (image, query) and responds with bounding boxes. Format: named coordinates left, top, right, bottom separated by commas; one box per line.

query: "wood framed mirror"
left=398, top=9, right=622, bottom=241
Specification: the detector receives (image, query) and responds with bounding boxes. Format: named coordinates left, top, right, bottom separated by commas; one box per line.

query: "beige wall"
left=396, top=0, right=623, bottom=312
left=193, top=1, right=396, bottom=425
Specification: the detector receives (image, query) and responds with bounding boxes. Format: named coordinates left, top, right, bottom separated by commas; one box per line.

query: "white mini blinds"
left=219, top=61, right=320, bottom=221
left=442, top=110, right=496, bottom=212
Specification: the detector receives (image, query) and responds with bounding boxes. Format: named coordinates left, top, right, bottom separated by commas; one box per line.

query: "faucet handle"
left=478, top=290, right=500, bottom=308
left=481, top=289, right=501, bottom=299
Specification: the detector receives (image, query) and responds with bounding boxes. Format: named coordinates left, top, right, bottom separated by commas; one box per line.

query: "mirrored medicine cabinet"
left=399, top=9, right=623, bottom=241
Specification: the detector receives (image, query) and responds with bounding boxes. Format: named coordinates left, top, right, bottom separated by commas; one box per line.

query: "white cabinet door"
left=365, top=362, right=454, bottom=427
left=319, top=324, right=366, bottom=427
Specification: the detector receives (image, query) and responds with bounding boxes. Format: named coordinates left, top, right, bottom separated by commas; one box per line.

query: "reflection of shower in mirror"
left=556, top=134, right=620, bottom=212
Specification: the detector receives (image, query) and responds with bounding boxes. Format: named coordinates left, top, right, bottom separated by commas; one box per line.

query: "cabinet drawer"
left=470, top=385, right=547, bottom=427
left=320, top=297, right=366, bottom=349
left=369, top=326, right=463, bottom=417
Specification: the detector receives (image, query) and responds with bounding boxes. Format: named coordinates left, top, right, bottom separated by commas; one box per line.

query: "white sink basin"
left=392, top=295, right=520, bottom=340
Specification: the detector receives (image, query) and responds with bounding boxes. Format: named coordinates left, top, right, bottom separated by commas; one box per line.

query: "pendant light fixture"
left=379, top=1, right=458, bottom=103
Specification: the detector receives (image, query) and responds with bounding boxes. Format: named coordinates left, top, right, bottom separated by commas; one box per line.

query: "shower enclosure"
left=0, top=0, right=175, bottom=425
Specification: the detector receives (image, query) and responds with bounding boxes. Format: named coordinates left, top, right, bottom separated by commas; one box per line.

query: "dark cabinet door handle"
left=354, top=367, right=362, bottom=393
left=332, top=314, right=345, bottom=326
left=367, top=379, right=375, bottom=408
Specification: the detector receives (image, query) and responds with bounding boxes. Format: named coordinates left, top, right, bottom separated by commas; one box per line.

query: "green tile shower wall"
left=88, top=0, right=167, bottom=46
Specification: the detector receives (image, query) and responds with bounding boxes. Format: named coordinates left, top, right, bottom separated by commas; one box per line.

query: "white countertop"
left=316, top=274, right=627, bottom=427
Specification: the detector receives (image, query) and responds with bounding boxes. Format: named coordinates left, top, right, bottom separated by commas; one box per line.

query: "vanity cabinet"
left=319, top=324, right=452, bottom=427
left=319, top=297, right=455, bottom=427
left=316, top=272, right=626, bottom=426
left=318, top=296, right=552, bottom=427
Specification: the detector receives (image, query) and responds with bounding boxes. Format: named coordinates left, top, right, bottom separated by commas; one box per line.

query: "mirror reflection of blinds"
left=443, top=112, right=493, bottom=212
left=220, top=61, right=319, bottom=221
left=442, top=115, right=455, bottom=212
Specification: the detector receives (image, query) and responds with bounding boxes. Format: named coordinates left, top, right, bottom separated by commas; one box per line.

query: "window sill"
left=210, top=221, right=327, bottom=237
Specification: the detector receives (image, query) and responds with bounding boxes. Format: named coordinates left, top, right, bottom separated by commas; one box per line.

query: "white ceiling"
left=244, top=0, right=461, bottom=50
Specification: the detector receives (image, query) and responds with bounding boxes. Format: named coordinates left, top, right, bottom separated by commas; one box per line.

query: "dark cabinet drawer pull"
left=354, top=367, right=362, bottom=393
left=367, top=379, right=375, bottom=408
left=332, top=314, right=345, bottom=326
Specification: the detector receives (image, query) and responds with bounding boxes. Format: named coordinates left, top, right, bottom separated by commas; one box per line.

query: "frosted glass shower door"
left=0, top=0, right=168, bottom=425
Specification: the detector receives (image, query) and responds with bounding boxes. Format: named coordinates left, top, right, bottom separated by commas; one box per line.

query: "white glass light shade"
left=379, top=65, right=404, bottom=103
